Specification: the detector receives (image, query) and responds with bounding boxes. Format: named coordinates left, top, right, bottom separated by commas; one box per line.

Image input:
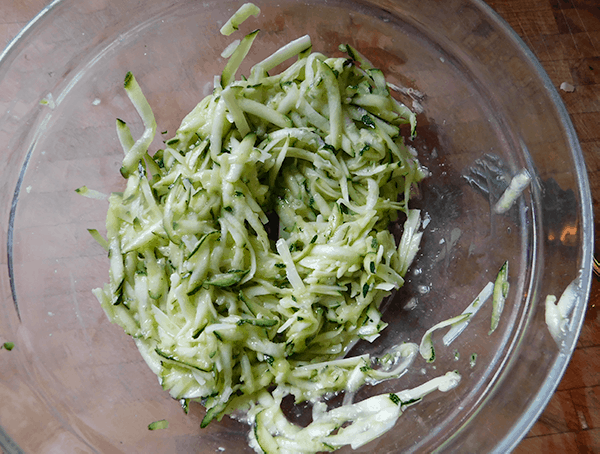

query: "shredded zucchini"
left=86, top=5, right=485, bottom=452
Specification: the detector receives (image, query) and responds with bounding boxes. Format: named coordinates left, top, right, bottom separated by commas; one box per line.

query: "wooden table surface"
left=1, top=0, right=599, bottom=452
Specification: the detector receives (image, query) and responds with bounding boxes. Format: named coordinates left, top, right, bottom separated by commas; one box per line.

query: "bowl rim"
left=0, top=1, right=594, bottom=453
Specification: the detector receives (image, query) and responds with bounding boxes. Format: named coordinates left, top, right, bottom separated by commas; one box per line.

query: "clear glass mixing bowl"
left=0, top=0, right=593, bottom=452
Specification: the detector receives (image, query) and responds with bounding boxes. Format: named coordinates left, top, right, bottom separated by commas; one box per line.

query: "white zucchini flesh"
left=545, top=274, right=582, bottom=345
left=493, top=169, right=531, bottom=214
left=248, top=371, right=461, bottom=453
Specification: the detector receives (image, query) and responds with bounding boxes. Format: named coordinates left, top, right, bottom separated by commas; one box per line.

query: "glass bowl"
left=0, top=0, right=593, bottom=452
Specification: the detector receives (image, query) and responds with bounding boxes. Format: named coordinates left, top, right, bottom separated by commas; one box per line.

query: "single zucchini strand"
left=443, top=281, right=494, bottom=346
left=317, top=59, right=343, bottom=150
left=494, top=169, right=531, bottom=214
left=545, top=274, right=581, bottom=345
left=120, top=72, right=157, bottom=177
left=87, top=228, right=109, bottom=251
left=251, top=34, right=312, bottom=75
left=221, top=87, right=251, bottom=136
left=220, top=3, right=261, bottom=36
left=116, top=118, right=134, bottom=154
left=75, top=186, right=108, bottom=200
left=221, top=29, right=260, bottom=87
left=276, top=238, right=305, bottom=292
left=419, top=314, right=470, bottom=362
left=489, top=261, right=509, bottom=334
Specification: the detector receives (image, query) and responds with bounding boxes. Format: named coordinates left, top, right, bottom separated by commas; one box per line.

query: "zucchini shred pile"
left=92, top=9, right=436, bottom=452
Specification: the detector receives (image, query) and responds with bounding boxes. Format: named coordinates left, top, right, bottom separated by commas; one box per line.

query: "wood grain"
left=1, top=0, right=599, bottom=452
